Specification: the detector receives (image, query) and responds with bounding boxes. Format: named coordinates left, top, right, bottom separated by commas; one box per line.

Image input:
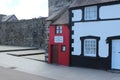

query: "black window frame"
left=84, top=6, right=98, bottom=21
left=80, top=36, right=100, bottom=57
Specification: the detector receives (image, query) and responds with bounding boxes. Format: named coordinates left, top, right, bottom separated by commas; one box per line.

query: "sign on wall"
left=54, top=36, right=64, bottom=43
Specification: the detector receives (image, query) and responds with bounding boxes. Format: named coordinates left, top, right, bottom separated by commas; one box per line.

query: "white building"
left=69, top=0, right=120, bottom=70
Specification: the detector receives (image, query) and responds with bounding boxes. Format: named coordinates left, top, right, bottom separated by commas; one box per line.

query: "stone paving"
left=0, top=66, right=55, bottom=80
left=22, top=54, right=45, bottom=61
left=0, top=46, right=120, bottom=80
left=0, top=45, right=37, bottom=52
left=7, top=49, right=45, bottom=56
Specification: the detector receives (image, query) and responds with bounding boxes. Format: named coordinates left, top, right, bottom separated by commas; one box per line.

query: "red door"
left=51, top=45, right=58, bottom=64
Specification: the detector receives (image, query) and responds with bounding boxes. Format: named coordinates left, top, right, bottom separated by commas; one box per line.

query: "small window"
left=80, top=36, right=100, bottom=57
left=84, top=6, right=97, bottom=20
left=84, top=39, right=96, bottom=57
left=62, top=45, right=66, bottom=52
left=56, top=26, right=62, bottom=34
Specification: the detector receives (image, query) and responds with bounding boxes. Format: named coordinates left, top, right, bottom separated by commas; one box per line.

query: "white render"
left=71, top=4, right=120, bottom=57
left=72, top=9, right=82, bottom=21
left=72, top=20, right=120, bottom=57
left=100, top=4, right=120, bottom=19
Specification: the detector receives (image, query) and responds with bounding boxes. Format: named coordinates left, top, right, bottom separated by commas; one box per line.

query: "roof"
left=47, top=0, right=119, bottom=25
left=1, top=15, right=18, bottom=22
left=52, top=10, right=69, bottom=25
left=46, top=6, right=68, bottom=21
left=46, top=6, right=69, bottom=25
left=70, top=0, right=119, bottom=8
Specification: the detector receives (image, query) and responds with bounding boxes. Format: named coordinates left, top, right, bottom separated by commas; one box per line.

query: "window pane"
left=60, top=30, right=62, bottom=34
left=84, top=39, right=96, bottom=57
left=84, top=6, right=97, bottom=20
left=56, top=26, right=59, bottom=29
left=56, top=26, right=62, bottom=34
left=56, top=26, right=59, bottom=34
left=56, top=30, right=59, bottom=34
left=60, top=26, right=62, bottom=29
left=62, top=45, right=66, bottom=52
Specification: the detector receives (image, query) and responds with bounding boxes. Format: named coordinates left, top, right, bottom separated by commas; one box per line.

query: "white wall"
left=100, top=4, right=120, bottom=19
left=72, top=9, right=82, bottom=21
left=71, top=4, right=120, bottom=57
left=72, top=20, right=120, bottom=57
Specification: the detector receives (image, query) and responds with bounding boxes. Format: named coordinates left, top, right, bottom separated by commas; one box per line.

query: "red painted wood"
left=48, top=24, right=70, bottom=66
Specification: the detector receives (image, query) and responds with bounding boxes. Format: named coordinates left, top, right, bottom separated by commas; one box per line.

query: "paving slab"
left=0, top=52, right=120, bottom=80
left=0, top=46, right=120, bottom=80
left=0, top=66, right=55, bottom=80
left=22, top=54, right=45, bottom=62
left=0, top=45, right=37, bottom=52
left=7, top=49, right=45, bottom=56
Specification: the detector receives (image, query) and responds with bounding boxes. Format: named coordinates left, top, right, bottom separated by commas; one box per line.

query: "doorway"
left=51, top=45, right=58, bottom=64
left=112, top=40, right=120, bottom=69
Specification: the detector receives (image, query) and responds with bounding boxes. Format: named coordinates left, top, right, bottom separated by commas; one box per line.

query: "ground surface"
left=0, top=66, right=55, bottom=80
left=0, top=45, right=120, bottom=80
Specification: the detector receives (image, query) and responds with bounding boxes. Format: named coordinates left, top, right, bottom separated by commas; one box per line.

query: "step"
left=108, top=69, right=120, bottom=73
left=0, top=46, right=38, bottom=52
left=22, top=54, right=45, bottom=62
left=7, top=49, right=45, bottom=56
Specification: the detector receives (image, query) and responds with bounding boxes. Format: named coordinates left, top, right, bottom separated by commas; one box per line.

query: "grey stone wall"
left=48, top=0, right=73, bottom=15
left=0, top=18, right=47, bottom=48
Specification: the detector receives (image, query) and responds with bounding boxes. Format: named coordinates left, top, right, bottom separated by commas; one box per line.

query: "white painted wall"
left=72, top=9, right=82, bottom=21
left=100, top=4, right=120, bottom=19
left=72, top=20, right=120, bottom=57
left=71, top=4, right=120, bottom=57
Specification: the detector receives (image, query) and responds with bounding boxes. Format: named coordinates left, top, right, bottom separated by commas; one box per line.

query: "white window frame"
left=56, top=26, right=62, bottom=34
left=84, top=39, right=96, bottom=57
left=84, top=6, right=97, bottom=20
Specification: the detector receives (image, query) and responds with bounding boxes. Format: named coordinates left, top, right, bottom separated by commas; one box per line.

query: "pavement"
left=0, top=45, right=37, bottom=52
left=0, top=66, right=55, bottom=80
left=22, top=54, right=45, bottom=61
left=7, top=49, right=45, bottom=56
left=0, top=45, right=120, bottom=80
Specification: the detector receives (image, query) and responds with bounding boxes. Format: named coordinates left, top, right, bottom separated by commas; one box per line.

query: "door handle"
left=118, top=52, right=120, bottom=53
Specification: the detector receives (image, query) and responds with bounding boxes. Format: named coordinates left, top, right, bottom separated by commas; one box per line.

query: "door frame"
left=107, top=36, right=120, bottom=70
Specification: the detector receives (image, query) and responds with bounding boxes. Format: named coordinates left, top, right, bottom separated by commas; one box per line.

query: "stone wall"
left=48, top=0, right=73, bottom=15
left=0, top=18, right=47, bottom=48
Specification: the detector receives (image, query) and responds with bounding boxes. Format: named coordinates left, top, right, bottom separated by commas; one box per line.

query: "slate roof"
left=46, top=6, right=69, bottom=25
left=0, top=14, right=18, bottom=22
left=47, top=0, right=119, bottom=25
left=52, top=10, right=69, bottom=25
left=70, top=0, right=119, bottom=8
left=46, top=6, right=69, bottom=24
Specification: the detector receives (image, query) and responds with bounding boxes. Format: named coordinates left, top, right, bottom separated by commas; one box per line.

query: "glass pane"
left=60, top=26, right=62, bottom=29
left=56, top=30, right=59, bottom=34
left=84, top=39, right=96, bottom=57
left=84, top=6, right=97, bottom=20
left=62, top=46, right=66, bottom=52
left=56, top=26, right=59, bottom=29
left=60, top=30, right=62, bottom=34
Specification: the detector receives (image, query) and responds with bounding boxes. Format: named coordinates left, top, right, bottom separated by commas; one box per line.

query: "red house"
left=46, top=7, right=70, bottom=66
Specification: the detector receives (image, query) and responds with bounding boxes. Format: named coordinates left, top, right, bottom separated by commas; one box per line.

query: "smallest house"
left=46, top=6, right=70, bottom=66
